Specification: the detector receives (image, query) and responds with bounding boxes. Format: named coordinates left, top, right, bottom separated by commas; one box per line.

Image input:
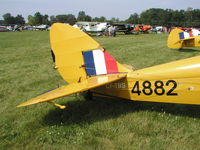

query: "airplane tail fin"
left=167, top=28, right=184, bottom=48
left=50, top=23, right=131, bottom=84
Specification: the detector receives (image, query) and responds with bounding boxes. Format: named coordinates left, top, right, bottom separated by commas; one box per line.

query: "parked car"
left=113, top=24, right=133, bottom=34
left=0, top=26, right=9, bottom=32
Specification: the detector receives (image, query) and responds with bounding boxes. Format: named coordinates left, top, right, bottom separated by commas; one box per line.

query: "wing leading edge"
left=17, top=73, right=127, bottom=108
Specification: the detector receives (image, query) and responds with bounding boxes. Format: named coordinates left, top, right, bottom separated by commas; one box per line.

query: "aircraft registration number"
left=132, top=80, right=178, bottom=96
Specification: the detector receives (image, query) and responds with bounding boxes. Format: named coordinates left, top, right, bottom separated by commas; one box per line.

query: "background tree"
left=3, top=13, right=15, bottom=24
left=139, top=8, right=200, bottom=27
left=34, top=12, right=43, bottom=25
left=192, top=9, right=200, bottom=27
left=77, top=11, right=92, bottom=21
left=171, top=10, right=185, bottom=26
left=28, top=12, right=49, bottom=25
left=140, top=8, right=166, bottom=25
left=126, top=13, right=140, bottom=24
left=164, top=9, right=173, bottom=26
left=65, top=14, right=77, bottom=25
left=55, top=15, right=67, bottom=23
left=15, top=15, right=25, bottom=25
left=55, top=14, right=76, bottom=25
left=92, top=16, right=106, bottom=22
left=3, top=13, right=25, bottom=25
left=0, top=20, right=4, bottom=24
left=42, top=14, right=49, bottom=25
left=28, top=15, right=35, bottom=25
left=50, top=15, right=57, bottom=24
left=182, top=8, right=200, bottom=27
left=108, top=17, right=120, bottom=24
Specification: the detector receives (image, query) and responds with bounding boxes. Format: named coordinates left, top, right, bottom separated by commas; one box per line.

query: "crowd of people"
left=104, top=25, right=117, bottom=37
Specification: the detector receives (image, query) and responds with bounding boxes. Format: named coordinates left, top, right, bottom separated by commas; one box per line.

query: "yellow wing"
left=17, top=73, right=127, bottom=107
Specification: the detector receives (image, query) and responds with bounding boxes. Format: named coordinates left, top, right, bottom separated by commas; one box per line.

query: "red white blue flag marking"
left=83, top=49, right=119, bottom=76
left=179, top=32, right=190, bottom=39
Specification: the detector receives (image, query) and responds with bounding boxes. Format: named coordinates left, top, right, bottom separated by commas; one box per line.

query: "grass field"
left=1, top=31, right=200, bottom=150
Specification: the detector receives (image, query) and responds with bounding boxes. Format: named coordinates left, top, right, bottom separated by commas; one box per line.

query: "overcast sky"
left=0, top=0, right=200, bottom=20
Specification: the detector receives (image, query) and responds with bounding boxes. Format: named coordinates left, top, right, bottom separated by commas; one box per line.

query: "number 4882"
left=131, top=80, right=178, bottom=96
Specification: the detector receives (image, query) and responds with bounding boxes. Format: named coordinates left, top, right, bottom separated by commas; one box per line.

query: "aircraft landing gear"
left=83, top=90, right=93, bottom=101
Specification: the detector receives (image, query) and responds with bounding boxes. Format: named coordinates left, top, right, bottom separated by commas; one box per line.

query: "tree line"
left=127, top=8, right=200, bottom=27
left=1, top=8, right=200, bottom=27
left=1, top=13, right=25, bottom=25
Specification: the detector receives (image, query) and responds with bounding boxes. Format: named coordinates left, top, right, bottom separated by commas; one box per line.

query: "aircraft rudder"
left=167, top=28, right=183, bottom=48
left=50, top=23, right=131, bottom=84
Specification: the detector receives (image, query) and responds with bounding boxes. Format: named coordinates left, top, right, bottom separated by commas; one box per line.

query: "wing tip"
left=16, top=101, right=39, bottom=108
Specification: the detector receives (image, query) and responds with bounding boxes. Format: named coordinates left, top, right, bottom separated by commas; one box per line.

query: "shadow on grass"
left=43, top=97, right=200, bottom=126
left=178, top=48, right=200, bottom=52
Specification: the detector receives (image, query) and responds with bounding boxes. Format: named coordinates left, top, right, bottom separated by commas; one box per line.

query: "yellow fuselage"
left=93, top=55, right=200, bottom=105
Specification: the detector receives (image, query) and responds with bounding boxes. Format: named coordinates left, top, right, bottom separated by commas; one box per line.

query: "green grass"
left=1, top=31, right=200, bottom=150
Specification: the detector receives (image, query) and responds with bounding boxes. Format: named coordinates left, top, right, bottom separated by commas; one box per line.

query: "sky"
left=0, top=0, right=200, bottom=21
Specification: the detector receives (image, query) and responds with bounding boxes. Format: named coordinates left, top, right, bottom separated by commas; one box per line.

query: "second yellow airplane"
left=167, top=28, right=200, bottom=48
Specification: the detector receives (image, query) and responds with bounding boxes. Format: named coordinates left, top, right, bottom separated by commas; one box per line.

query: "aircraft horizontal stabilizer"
left=17, top=73, right=127, bottom=107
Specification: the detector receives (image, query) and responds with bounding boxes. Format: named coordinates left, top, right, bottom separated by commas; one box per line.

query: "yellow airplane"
left=18, top=23, right=200, bottom=109
left=167, top=28, right=200, bottom=48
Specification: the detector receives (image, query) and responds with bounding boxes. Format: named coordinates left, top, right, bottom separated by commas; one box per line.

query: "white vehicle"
left=191, top=28, right=200, bottom=36
left=73, top=22, right=109, bottom=32
left=34, top=24, right=49, bottom=31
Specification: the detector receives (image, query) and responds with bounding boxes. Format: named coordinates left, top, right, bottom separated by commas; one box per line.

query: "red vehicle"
left=0, top=26, right=9, bottom=32
left=134, top=24, right=151, bottom=33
